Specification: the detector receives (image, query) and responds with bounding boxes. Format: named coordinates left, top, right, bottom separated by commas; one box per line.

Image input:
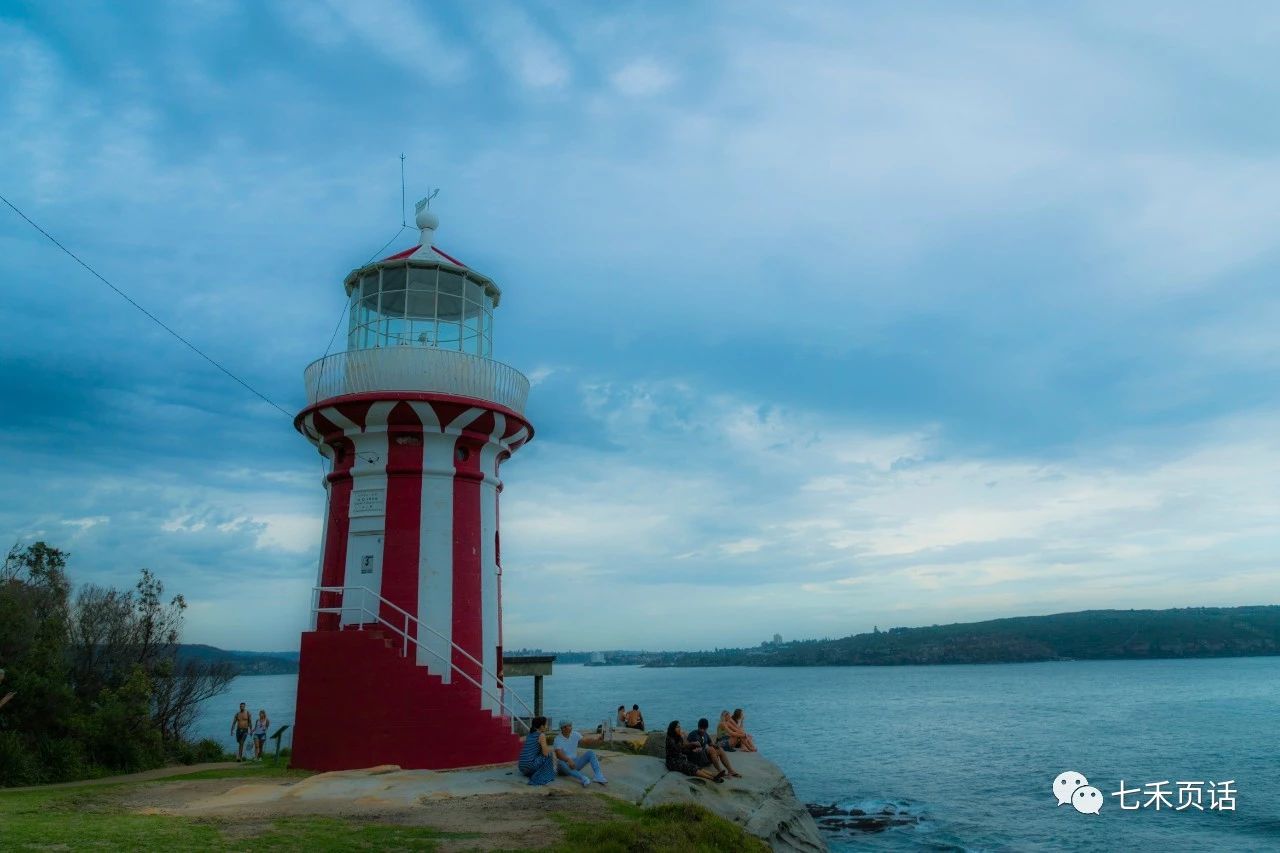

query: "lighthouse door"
left=341, top=533, right=384, bottom=627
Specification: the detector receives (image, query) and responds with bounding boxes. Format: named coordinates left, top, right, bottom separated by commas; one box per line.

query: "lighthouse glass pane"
left=438, top=272, right=464, bottom=298
left=381, top=288, right=407, bottom=318
left=381, top=265, right=406, bottom=294
left=361, top=272, right=381, bottom=298
left=386, top=316, right=409, bottom=344
left=465, top=280, right=485, bottom=306
left=406, top=287, right=436, bottom=319
left=437, top=319, right=461, bottom=350
left=409, top=266, right=436, bottom=291
left=437, top=292, right=463, bottom=322
left=463, top=311, right=482, bottom=354
left=410, top=319, right=436, bottom=346
left=360, top=295, right=378, bottom=323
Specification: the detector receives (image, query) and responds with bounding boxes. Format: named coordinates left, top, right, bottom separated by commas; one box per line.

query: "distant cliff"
left=191, top=605, right=1280, bottom=672
left=177, top=644, right=299, bottom=675
left=631, top=606, right=1280, bottom=667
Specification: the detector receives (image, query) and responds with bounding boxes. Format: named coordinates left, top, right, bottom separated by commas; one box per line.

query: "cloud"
left=610, top=59, right=676, bottom=96
left=315, top=0, right=469, bottom=83
left=61, top=516, right=109, bottom=532
left=501, top=379, right=1280, bottom=648
left=525, top=366, right=557, bottom=386
left=477, top=5, right=571, bottom=90
left=2, top=1, right=1279, bottom=653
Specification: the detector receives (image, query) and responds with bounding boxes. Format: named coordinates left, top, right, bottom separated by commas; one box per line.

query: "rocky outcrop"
left=169, top=750, right=825, bottom=852
left=600, top=730, right=823, bottom=851
left=641, top=752, right=825, bottom=852
left=806, top=801, right=923, bottom=839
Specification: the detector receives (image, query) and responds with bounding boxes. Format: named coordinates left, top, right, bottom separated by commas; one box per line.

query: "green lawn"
left=152, top=763, right=315, bottom=783
left=0, top=784, right=473, bottom=852
left=0, top=771, right=766, bottom=852
left=551, top=799, right=769, bottom=853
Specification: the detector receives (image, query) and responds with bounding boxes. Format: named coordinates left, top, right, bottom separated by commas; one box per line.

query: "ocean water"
left=194, top=658, right=1280, bottom=851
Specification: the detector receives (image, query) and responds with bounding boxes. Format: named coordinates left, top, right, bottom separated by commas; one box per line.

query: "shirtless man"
left=230, top=702, right=252, bottom=761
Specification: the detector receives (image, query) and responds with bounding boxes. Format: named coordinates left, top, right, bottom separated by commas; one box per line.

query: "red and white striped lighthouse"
left=291, top=202, right=533, bottom=770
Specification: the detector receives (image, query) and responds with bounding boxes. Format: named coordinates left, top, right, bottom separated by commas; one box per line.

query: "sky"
left=2, top=1, right=1279, bottom=652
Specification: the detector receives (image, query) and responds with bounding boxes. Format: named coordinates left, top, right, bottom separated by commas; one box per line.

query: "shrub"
left=167, top=739, right=198, bottom=765
left=75, top=668, right=164, bottom=773
left=0, top=730, right=39, bottom=786
left=39, top=737, right=88, bottom=782
left=194, top=738, right=226, bottom=763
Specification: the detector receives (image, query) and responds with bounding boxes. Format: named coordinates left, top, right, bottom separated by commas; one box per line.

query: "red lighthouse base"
left=290, top=630, right=524, bottom=771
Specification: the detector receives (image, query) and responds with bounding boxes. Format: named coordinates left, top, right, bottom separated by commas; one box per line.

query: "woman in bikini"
left=725, top=708, right=757, bottom=752
left=715, top=710, right=736, bottom=751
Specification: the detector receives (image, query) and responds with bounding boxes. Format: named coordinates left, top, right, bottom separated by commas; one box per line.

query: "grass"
left=0, top=785, right=473, bottom=852
left=0, top=773, right=763, bottom=852
left=154, top=763, right=315, bottom=782
left=546, top=797, right=770, bottom=853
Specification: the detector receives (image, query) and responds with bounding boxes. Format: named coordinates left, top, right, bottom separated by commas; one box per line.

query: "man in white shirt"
left=552, top=720, right=607, bottom=786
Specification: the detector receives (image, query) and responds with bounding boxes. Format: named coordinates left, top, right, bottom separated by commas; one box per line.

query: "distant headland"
left=201, top=605, right=1280, bottom=674
left=523, top=605, right=1280, bottom=668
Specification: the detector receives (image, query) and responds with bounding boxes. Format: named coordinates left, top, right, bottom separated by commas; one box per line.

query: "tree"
left=68, top=568, right=235, bottom=743
left=0, top=543, right=74, bottom=740
left=2, top=542, right=236, bottom=784
left=151, top=657, right=236, bottom=742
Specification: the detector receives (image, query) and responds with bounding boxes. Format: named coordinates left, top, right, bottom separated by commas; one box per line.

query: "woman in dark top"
left=518, top=716, right=557, bottom=786
left=664, top=720, right=723, bottom=782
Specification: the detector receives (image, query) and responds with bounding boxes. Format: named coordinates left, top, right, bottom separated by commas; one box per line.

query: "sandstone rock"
left=170, top=750, right=826, bottom=852
left=641, top=730, right=667, bottom=757
left=640, top=753, right=825, bottom=852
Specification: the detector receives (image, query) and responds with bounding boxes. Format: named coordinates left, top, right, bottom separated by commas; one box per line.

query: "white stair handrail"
left=312, top=586, right=519, bottom=721
left=311, top=585, right=535, bottom=721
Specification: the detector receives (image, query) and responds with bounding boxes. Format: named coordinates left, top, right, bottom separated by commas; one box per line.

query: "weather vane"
left=416, top=188, right=440, bottom=213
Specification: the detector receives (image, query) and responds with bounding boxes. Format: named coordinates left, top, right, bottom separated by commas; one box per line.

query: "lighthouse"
left=291, top=202, right=533, bottom=770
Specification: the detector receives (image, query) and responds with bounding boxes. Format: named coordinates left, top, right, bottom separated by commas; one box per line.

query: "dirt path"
left=0, top=761, right=241, bottom=792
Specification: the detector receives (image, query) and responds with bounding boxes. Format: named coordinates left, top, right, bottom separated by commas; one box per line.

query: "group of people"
left=517, top=707, right=759, bottom=787
left=616, top=704, right=645, bottom=730
left=664, top=709, right=757, bottom=783
left=229, top=702, right=271, bottom=762
left=518, top=717, right=609, bottom=787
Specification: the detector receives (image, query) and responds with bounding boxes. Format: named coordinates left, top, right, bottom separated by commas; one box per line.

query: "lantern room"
left=343, top=259, right=501, bottom=357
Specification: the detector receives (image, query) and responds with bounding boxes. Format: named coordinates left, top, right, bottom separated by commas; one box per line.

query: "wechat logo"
left=1054, top=771, right=1103, bottom=815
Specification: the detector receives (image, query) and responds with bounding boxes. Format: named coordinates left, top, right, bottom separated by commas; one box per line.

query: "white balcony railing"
left=303, top=347, right=530, bottom=414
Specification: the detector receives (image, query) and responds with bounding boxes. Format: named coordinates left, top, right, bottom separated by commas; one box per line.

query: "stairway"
left=292, top=628, right=524, bottom=771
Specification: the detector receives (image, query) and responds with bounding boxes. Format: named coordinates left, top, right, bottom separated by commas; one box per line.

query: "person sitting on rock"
left=715, top=710, right=737, bottom=752
left=517, top=716, right=557, bottom=786
left=725, top=708, right=757, bottom=752
left=665, top=720, right=724, bottom=782
left=625, top=704, right=645, bottom=730
left=552, top=720, right=608, bottom=787
left=616, top=705, right=627, bottom=727
left=688, top=717, right=741, bottom=778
